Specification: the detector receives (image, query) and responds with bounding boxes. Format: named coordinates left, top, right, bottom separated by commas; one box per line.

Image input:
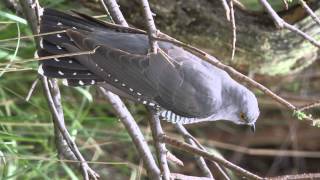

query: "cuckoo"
left=37, top=8, right=260, bottom=130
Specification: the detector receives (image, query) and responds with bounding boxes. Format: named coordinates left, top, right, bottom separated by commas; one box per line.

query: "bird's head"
left=211, top=79, right=260, bottom=131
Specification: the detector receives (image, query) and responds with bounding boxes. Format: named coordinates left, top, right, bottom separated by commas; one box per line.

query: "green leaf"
left=0, top=11, right=27, bottom=24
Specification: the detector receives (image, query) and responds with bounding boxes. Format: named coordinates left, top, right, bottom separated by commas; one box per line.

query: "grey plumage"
left=37, top=8, right=260, bottom=126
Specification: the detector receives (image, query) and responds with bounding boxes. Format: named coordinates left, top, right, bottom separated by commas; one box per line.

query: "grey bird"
left=37, top=8, right=260, bottom=129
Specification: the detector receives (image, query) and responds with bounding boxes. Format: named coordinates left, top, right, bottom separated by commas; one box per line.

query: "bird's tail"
left=37, top=8, right=106, bottom=86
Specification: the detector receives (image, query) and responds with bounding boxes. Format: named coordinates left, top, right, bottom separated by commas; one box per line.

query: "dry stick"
left=160, top=135, right=264, bottom=180
left=102, top=0, right=128, bottom=26
left=149, top=109, right=170, bottom=180
left=175, top=124, right=220, bottom=180
left=299, top=101, right=320, bottom=111
left=0, top=30, right=66, bottom=43
left=170, top=173, right=212, bottom=180
left=259, top=0, right=320, bottom=49
left=139, top=0, right=158, bottom=53
left=100, top=1, right=162, bottom=179
left=282, top=0, right=289, bottom=10
left=19, top=1, right=99, bottom=179
left=139, top=1, right=170, bottom=179
left=220, top=0, right=231, bottom=21
left=43, top=78, right=99, bottom=180
left=258, top=0, right=285, bottom=28
left=229, top=0, right=236, bottom=61
left=268, top=173, right=320, bottom=180
left=99, top=88, right=161, bottom=179
left=299, top=0, right=320, bottom=26
left=25, top=77, right=39, bottom=102
left=0, top=47, right=99, bottom=66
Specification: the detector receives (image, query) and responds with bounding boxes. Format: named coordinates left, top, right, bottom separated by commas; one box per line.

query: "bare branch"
left=175, top=124, right=214, bottom=179
left=175, top=124, right=230, bottom=180
left=149, top=109, right=170, bottom=180
left=229, top=0, right=236, bottom=61
left=160, top=135, right=263, bottom=180
left=99, top=88, right=161, bottom=179
left=220, top=0, right=230, bottom=21
left=139, top=0, right=158, bottom=53
left=268, top=173, right=320, bottom=180
left=101, top=0, right=128, bottom=26
left=19, top=1, right=99, bottom=179
left=171, top=173, right=212, bottom=180
left=299, top=0, right=320, bottom=26
left=259, top=0, right=320, bottom=49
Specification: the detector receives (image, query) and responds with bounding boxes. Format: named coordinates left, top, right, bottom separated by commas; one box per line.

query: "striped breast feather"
left=159, top=110, right=199, bottom=124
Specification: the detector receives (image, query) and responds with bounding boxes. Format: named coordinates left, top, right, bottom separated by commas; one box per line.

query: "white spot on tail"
left=57, top=34, right=62, bottom=38
left=114, top=79, right=118, bottom=82
left=129, top=88, right=133, bottom=92
left=121, top=83, right=126, bottom=87
left=62, top=79, right=69, bottom=86
left=39, top=38, right=44, bottom=49
left=38, top=64, right=44, bottom=76
left=68, top=60, right=73, bottom=64
left=56, top=45, right=62, bottom=50
left=107, top=74, right=111, bottom=77
left=57, top=22, right=62, bottom=26
left=58, top=71, right=64, bottom=75
left=79, top=80, right=84, bottom=85
left=72, top=27, right=77, bottom=29
left=91, top=80, right=95, bottom=85
left=149, top=103, right=155, bottom=106
left=54, top=58, right=60, bottom=62
left=137, top=92, right=142, bottom=96
left=73, top=72, right=77, bottom=76
left=142, top=101, right=147, bottom=104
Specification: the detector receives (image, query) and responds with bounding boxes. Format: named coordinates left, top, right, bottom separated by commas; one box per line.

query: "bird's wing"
left=38, top=8, right=221, bottom=119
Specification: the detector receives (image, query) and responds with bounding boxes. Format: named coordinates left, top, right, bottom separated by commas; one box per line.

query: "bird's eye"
left=240, top=112, right=247, bottom=122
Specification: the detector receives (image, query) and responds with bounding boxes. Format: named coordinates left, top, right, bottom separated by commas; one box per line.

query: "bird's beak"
left=250, top=124, right=256, bottom=133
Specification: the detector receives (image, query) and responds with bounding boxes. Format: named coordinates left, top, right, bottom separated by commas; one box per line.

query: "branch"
left=19, top=1, right=99, bottom=179
left=160, top=135, right=263, bottom=180
left=299, top=0, right=320, bottom=26
left=149, top=109, right=170, bottom=180
left=268, top=173, right=320, bottom=180
left=99, top=88, right=161, bottom=179
left=101, top=0, right=128, bottom=26
left=259, top=0, right=320, bottom=49
left=175, top=124, right=215, bottom=179
left=139, top=0, right=158, bottom=53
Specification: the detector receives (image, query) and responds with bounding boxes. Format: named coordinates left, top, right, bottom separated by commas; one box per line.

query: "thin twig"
left=229, top=0, right=236, bottom=61
left=220, top=0, right=230, bottom=21
left=160, top=135, right=264, bottom=180
left=102, top=0, right=128, bottom=26
left=259, top=0, right=285, bottom=28
left=298, top=101, right=320, bottom=111
left=175, top=124, right=215, bottom=179
left=139, top=0, right=158, bottom=53
left=268, top=173, right=320, bottom=180
left=259, top=0, right=320, bottom=49
left=19, top=1, right=99, bottom=179
left=149, top=109, right=170, bottom=180
left=25, top=77, right=39, bottom=101
left=299, top=0, right=320, bottom=26
left=99, top=87, right=161, bottom=180
left=171, top=173, right=212, bottom=180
